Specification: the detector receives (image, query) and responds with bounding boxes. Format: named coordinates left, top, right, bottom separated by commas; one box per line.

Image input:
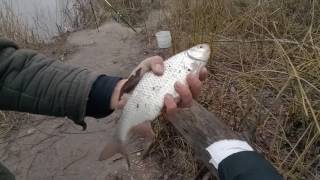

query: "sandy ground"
left=0, top=20, right=166, bottom=180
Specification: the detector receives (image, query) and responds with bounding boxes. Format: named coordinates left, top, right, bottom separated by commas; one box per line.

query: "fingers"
left=164, top=94, right=177, bottom=115
left=117, top=94, right=129, bottom=109
left=140, top=56, right=164, bottom=76
left=184, top=66, right=207, bottom=100
left=175, top=82, right=193, bottom=107
left=187, top=73, right=202, bottom=98
left=110, top=79, right=128, bottom=110
left=129, top=56, right=164, bottom=79
left=199, top=66, right=208, bottom=81
left=148, top=56, right=164, bottom=75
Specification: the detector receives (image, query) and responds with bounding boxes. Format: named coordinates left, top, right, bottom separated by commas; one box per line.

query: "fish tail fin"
left=98, top=139, right=130, bottom=167
left=131, top=121, right=155, bottom=140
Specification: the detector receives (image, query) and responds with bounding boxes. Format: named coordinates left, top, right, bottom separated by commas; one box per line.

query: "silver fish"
left=99, top=44, right=211, bottom=165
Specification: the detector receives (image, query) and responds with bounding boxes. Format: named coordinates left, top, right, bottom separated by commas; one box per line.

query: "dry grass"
left=151, top=0, right=320, bottom=179
left=0, top=112, right=11, bottom=138
left=0, top=1, right=43, bottom=47
left=67, top=0, right=109, bottom=30
left=0, top=112, right=22, bottom=139
left=150, top=116, right=200, bottom=179
left=100, top=0, right=155, bottom=26
left=0, top=1, right=42, bottom=138
left=0, top=0, right=105, bottom=45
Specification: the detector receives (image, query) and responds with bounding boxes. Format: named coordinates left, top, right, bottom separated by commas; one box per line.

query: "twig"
left=59, top=129, right=106, bottom=134
left=280, top=123, right=313, bottom=168
left=102, top=0, right=137, bottom=32
left=26, top=153, right=39, bottom=180
left=63, top=152, right=88, bottom=171
left=29, top=135, right=60, bottom=149
left=212, top=38, right=320, bottom=50
left=0, top=131, right=36, bottom=144
left=89, top=0, right=99, bottom=32
left=202, top=171, right=212, bottom=180
left=112, top=148, right=144, bottom=162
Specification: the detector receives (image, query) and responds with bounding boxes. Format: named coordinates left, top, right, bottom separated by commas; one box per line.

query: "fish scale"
left=99, top=44, right=210, bottom=163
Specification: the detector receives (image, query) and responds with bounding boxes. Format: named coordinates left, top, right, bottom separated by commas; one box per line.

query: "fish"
left=98, top=44, right=211, bottom=166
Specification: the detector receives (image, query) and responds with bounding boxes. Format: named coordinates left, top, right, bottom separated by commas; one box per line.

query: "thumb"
left=116, top=94, right=129, bottom=109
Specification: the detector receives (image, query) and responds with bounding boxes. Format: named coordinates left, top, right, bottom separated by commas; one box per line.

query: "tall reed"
left=156, top=0, right=320, bottom=179
left=0, top=1, right=43, bottom=46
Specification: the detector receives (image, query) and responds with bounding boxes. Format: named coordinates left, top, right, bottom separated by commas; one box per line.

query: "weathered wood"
left=166, top=101, right=244, bottom=176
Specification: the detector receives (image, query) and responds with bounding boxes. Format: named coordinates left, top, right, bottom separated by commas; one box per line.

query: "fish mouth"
left=187, top=52, right=208, bottom=62
left=187, top=44, right=210, bottom=62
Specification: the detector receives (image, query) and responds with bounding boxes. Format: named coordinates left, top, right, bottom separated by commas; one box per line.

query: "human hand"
left=164, top=67, right=207, bottom=114
left=110, top=56, right=164, bottom=110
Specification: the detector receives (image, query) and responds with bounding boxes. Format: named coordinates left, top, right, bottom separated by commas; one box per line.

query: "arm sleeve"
left=86, top=75, right=122, bottom=118
left=0, top=38, right=120, bottom=130
left=218, top=151, right=283, bottom=180
left=206, top=140, right=283, bottom=180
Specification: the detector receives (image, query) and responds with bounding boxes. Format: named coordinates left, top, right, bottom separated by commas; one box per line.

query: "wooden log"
left=166, top=101, right=245, bottom=177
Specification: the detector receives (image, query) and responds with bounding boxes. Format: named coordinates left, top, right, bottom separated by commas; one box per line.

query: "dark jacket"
left=0, top=38, right=121, bottom=129
left=0, top=38, right=122, bottom=180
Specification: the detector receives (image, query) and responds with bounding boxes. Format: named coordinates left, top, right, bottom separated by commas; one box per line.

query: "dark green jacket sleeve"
left=0, top=38, right=101, bottom=129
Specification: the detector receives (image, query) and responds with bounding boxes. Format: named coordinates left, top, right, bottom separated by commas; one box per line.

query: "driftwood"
left=166, top=101, right=244, bottom=178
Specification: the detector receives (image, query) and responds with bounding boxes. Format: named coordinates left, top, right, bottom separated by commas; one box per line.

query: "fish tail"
left=98, top=138, right=130, bottom=167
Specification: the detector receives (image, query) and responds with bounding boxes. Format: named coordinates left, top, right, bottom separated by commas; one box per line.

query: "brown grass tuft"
left=0, top=1, right=43, bottom=47
left=151, top=116, right=200, bottom=179
left=149, top=0, right=320, bottom=179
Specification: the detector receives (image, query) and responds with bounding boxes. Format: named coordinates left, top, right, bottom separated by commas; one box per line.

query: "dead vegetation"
left=149, top=0, right=320, bottom=179
left=0, top=1, right=41, bottom=138
left=101, top=0, right=155, bottom=26
left=0, top=1, right=43, bottom=47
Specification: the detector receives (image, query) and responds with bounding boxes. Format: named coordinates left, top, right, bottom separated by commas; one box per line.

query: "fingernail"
left=164, top=94, right=171, bottom=99
left=175, top=82, right=183, bottom=89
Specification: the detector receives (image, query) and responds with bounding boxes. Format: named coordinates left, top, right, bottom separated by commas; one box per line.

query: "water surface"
left=1, top=0, right=76, bottom=40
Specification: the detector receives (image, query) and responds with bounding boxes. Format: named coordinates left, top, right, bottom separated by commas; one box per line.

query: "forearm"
left=0, top=38, right=121, bottom=129
left=86, top=75, right=121, bottom=118
left=206, top=140, right=283, bottom=180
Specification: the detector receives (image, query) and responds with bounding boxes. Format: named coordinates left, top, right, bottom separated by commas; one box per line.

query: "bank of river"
left=1, top=0, right=78, bottom=40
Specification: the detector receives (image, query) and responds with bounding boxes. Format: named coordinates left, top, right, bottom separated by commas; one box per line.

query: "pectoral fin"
left=119, top=68, right=143, bottom=98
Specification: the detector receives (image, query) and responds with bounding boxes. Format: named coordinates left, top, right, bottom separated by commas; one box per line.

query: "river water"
left=1, top=0, right=77, bottom=40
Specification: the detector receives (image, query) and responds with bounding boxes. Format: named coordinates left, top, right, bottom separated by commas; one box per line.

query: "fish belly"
left=119, top=52, right=202, bottom=141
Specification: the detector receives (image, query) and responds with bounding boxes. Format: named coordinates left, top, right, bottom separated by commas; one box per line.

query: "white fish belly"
left=119, top=51, right=205, bottom=141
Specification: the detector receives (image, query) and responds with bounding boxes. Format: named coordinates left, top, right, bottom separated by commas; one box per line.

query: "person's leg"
left=0, top=162, right=15, bottom=180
